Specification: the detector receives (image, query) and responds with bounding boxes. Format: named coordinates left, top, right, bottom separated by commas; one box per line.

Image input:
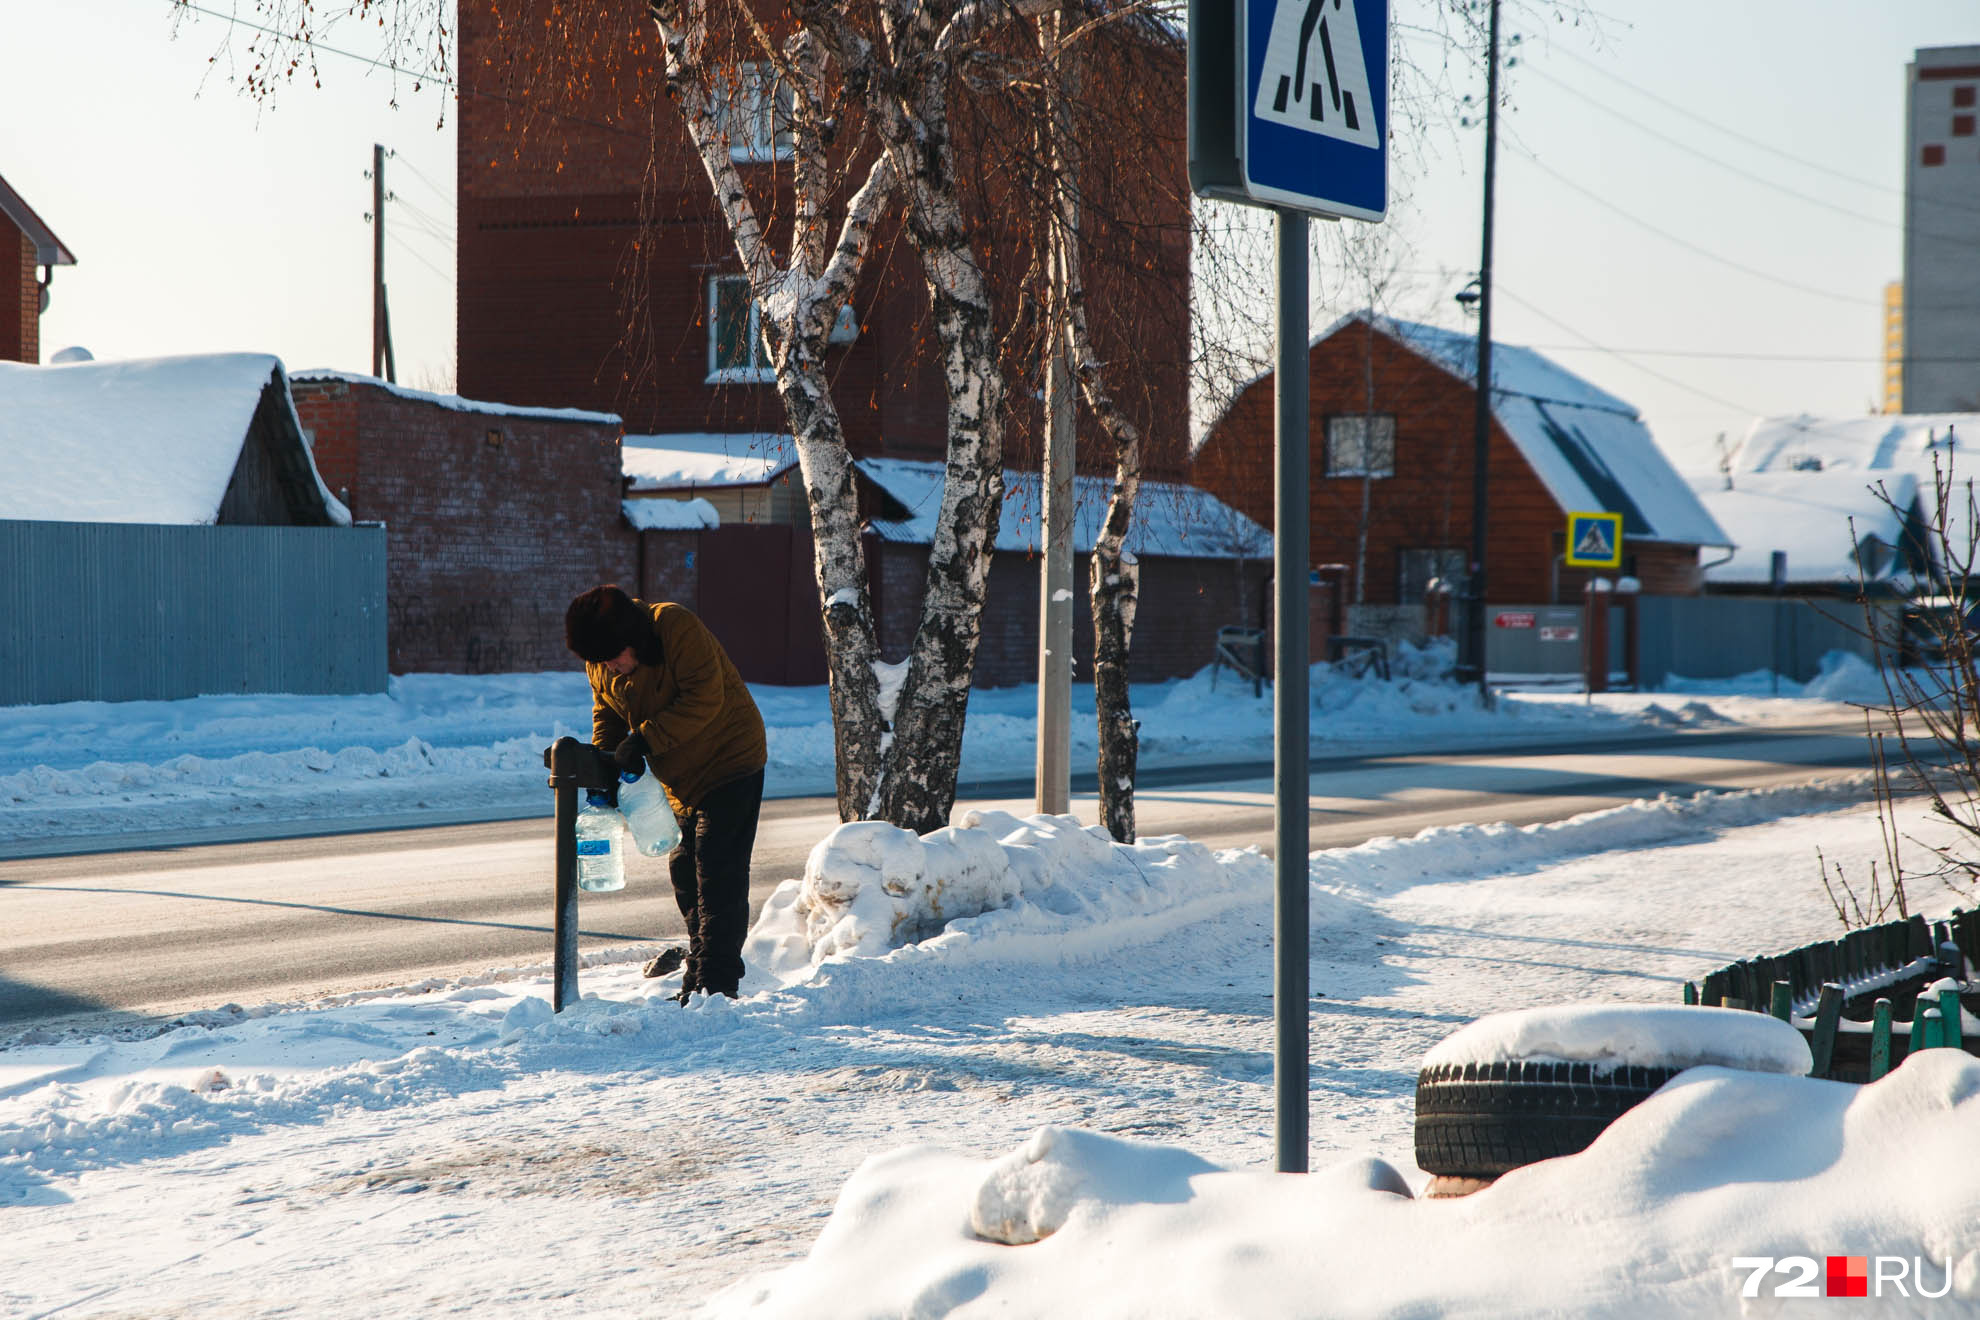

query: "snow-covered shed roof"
left=289, top=370, right=621, bottom=425
left=623, top=433, right=797, bottom=491
left=0, top=353, right=349, bottom=526
left=1365, top=316, right=1730, bottom=548
left=623, top=496, right=720, bottom=531
left=856, top=459, right=1271, bottom=560
left=0, top=171, right=75, bottom=267
left=1692, top=470, right=1919, bottom=587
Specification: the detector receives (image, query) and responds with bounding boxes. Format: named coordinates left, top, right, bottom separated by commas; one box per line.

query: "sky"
left=0, top=0, right=1974, bottom=472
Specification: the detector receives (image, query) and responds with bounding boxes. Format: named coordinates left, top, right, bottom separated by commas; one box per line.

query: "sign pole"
left=1466, top=0, right=1501, bottom=703
left=1274, top=208, right=1311, bottom=1175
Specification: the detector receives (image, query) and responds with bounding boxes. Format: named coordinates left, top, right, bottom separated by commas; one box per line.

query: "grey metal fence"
left=1634, top=595, right=1877, bottom=688
left=0, top=520, right=387, bottom=704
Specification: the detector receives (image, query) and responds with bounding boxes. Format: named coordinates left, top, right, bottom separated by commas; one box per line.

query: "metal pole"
left=549, top=737, right=581, bottom=1011
left=1466, top=0, right=1501, bottom=703
left=372, top=144, right=386, bottom=379
left=1274, top=208, right=1310, bottom=1175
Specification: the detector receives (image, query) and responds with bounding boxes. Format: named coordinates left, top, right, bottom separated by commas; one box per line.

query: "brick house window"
left=708, top=275, right=774, bottom=383
left=1325, top=413, right=1395, bottom=478
left=1955, top=114, right=1976, bottom=138
left=1923, top=144, right=1946, bottom=167
left=1398, top=547, right=1465, bottom=604
left=1955, top=86, right=1976, bottom=108
left=712, top=63, right=793, bottom=163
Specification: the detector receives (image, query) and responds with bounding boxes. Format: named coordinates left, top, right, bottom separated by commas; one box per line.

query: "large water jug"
left=618, top=771, right=682, bottom=857
left=575, top=790, right=626, bottom=892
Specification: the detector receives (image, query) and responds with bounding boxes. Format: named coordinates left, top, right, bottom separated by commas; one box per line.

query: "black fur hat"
left=565, top=585, right=644, bottom=663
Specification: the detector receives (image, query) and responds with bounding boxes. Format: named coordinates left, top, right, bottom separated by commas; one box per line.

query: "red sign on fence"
left=1494, top=611, right=1537, bottom=629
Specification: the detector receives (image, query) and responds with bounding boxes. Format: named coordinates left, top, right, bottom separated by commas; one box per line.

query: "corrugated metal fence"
left=1636, top=595, right=1879, bottom=687
left=0, top=520, right=387, bottom=704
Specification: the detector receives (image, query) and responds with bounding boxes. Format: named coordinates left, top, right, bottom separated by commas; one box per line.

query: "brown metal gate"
left=694, top=524, right=828, bottom=686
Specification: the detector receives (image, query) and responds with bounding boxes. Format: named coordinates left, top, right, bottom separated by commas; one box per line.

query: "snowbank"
left=705, top=1053, right=1980, bottom=1318
left=744, top=811, right=1329, bottom=986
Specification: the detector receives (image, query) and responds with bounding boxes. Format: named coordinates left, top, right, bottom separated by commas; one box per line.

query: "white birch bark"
left=651, top=1, right=897, bottom=821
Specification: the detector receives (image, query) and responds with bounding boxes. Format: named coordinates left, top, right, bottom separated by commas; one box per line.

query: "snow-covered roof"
left=1692, top=470, right=1919, bottom=586
left=1366, top=316, right=1730, bottom=548
left=1733, top=411, right=1980, bottom=479
left=623, top=433, right=797, bottom=490
left=622, top=496, right=720, bottom=531
left=856, top=459, right=1271, bottom=560
left=1732, top=412, right=1980, bottom=577
left=0, top=170, right=75, bottom=266
left=289, top=370, right=621, bottom=425
left=0, top=353, right=349, bottom=526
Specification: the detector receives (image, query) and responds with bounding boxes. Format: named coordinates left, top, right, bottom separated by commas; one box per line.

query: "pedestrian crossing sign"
left=1564, top=511, right=1623, bottom=569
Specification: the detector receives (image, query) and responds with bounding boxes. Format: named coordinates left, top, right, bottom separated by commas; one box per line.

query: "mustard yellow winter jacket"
left=586, top=600, right=767, bottom=811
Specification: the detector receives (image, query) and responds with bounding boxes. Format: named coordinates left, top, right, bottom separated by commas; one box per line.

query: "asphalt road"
left=0, top=717, right=1878, bottom=1036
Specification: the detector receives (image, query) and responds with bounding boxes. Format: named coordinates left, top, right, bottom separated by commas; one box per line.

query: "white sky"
left=0, top=1, right=1974, bottom=470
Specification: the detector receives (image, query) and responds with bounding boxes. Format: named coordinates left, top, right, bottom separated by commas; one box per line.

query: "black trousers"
left=668, top=768, right=764, bottom=996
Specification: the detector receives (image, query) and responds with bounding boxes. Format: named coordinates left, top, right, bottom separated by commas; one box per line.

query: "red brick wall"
left=455, top=0, right=1192, bottom=479
left=0, top=226, right=32, bottom=364
left=292, top=376, right=634, bottom=673
left=1192, top=322, right=1705, bottom=604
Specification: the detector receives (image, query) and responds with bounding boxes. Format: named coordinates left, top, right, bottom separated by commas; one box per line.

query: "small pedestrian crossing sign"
left=1565, top=511, right=1623, bottom=569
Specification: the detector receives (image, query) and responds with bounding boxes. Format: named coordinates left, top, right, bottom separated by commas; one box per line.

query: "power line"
left=1521, top=64, right=1980, bottom=251
left=1508, top=144, right=1881, bottom=308
left=162, top=0, right=649, bottom=143
left=167, top=0, right=455, bottom=88
left=1528, top=345, right=1980, bottom=365
left=1544, top=42, right=1921, bottom=206
left=1495, top=282, right=1770, bottom=417
left=387, top=232, right=452, bottom=284
left=391, top=156, right=457, bottom=211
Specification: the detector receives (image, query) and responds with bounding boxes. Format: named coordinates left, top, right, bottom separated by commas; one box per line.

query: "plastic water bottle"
left=618, top=771, right=682, bottom=857
left=575, top=790, right=626, bottom=892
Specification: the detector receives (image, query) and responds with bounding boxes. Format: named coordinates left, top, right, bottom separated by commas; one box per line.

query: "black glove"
left=612, top=731, right=650, bottom=777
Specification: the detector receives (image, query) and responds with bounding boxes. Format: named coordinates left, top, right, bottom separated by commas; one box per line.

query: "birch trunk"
left=651, top=2, right=893, bottom=820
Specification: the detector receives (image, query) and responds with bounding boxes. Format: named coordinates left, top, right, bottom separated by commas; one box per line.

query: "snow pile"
left=1421, top=1003, right=1812, bottom=1075
left=706, top=1053, right=1980, bottom=1319
left=1308, top=775, right=1877, bottom=898
left=745, top=811, right=1295, bottom=980
left=1659, top=649, right=1889, bottom=704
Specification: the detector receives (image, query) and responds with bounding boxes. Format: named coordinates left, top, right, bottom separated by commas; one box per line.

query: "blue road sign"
left=1243, top=0, right=1389, bottom=219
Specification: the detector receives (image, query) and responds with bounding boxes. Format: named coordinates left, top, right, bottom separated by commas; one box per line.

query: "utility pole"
left=370, top=143, right=397, bottom=383
left=1464, top=0, right=1501, bottom=703
left=1035, top=11, right=1075, bottom=818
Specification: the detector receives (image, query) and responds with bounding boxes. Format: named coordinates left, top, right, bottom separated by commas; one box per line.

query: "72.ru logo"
left=1733, top=1256, right=1954, bottom=1299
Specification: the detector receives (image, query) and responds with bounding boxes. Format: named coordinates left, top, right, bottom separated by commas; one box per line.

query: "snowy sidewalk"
left=3, top=780, right=1966, bottom=1317
left=0, top=653, right=1889, bottom=850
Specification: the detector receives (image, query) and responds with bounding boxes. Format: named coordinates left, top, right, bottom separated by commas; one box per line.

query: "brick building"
left=291, top=372, right=631, bottom=673
left=1192, top=315, right=1728, bottom=610
left=0, top=172, right=75, bottom=365
left=454, top=0, right=1192, bottom=480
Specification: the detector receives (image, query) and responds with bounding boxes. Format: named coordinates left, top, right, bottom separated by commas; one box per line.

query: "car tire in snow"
left=1413, top=1060, right=1684, bottom=1179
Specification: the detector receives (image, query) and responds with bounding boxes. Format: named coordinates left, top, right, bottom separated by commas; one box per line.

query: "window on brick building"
left=708, top=275, right=775, bottom=383
left=1397, top=547, right=1465, bottom=604
left=711, top=63, right=793, bottom=163
left=1325, top=413, right=1395, bottom=478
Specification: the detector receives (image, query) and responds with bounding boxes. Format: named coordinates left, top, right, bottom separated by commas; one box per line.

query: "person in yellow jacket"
left=565, top=584, right=767, bottom=1000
